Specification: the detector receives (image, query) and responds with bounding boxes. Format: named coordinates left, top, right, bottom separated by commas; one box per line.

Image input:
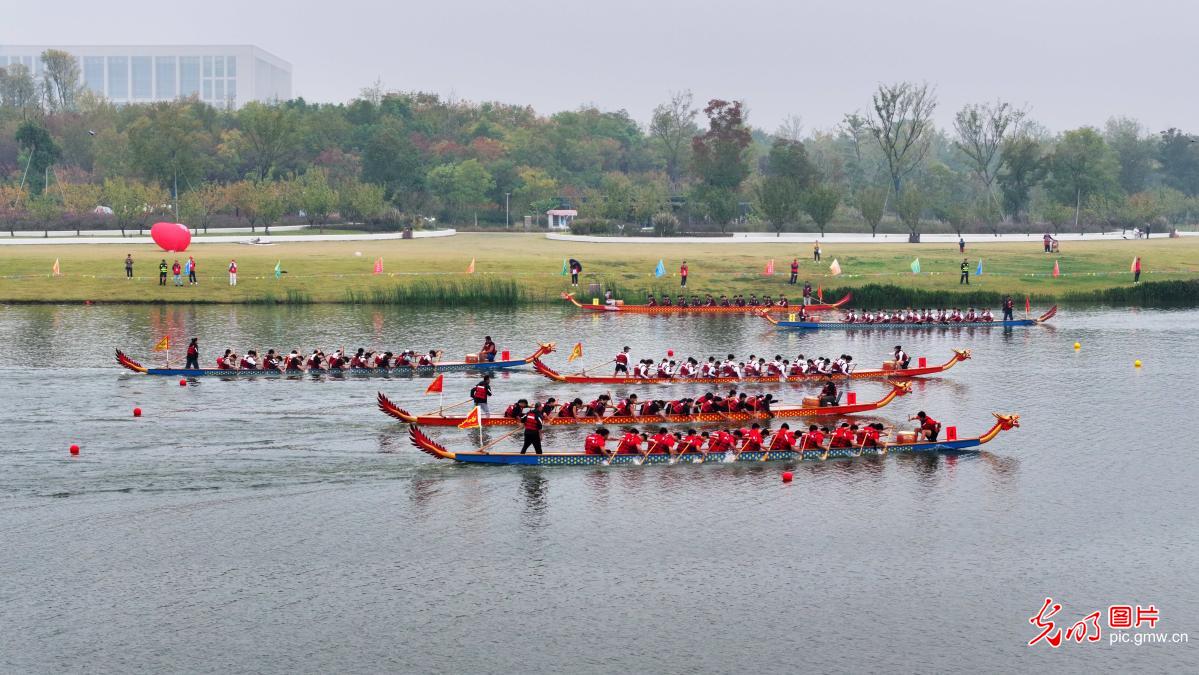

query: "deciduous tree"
left=649, top=90, right=698, bottom=185
left=865, top=82, right=937, bottom=196
left=1047, top=127, right=1119, bottom=228
left=953, top=101, right=1023, bottom=207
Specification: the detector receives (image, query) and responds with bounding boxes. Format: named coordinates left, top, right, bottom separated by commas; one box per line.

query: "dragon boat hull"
left=531, top=349, right=970, bottom=385
left=563, top=291, right=851, bottom=314
left=765, top=307, right=1057, bottom=330
left=407, top=414, right=1019, bottom=466
left=378, top=382, right=910, bottom=427
left=115, top=344, right=554, bottom=377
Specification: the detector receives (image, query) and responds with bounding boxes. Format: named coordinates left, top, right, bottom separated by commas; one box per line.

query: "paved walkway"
left=547, top=230, right=1193, bottom=244
left=0, top=229, right=457, bottom=246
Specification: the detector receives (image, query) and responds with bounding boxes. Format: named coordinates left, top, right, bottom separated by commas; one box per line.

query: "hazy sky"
left=5, top=0, right=1194, bottom=134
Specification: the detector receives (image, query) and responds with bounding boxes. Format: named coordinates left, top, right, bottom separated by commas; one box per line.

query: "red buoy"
left=667, top=349, right=674, bottom=357
left=133, top=407, right=142, bottom=417
left=782, top=471, right=793, bottom=482
left=69, top=444, right=80, bottom=455
left=179, top=379, right=187, bottom=386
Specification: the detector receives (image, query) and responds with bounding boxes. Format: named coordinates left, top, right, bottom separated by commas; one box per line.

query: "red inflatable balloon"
left=150, top=222, right=191, bottom=252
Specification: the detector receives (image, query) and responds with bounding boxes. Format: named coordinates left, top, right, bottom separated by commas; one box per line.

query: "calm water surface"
left=0, top=303, right=1196, bottom=673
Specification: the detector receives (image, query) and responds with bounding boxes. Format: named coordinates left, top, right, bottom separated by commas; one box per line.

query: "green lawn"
left=0, top=233, right=1194, bottom=305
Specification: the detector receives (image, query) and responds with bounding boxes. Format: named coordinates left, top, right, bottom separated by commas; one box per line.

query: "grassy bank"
left=0, top=233, right=1196, bottom=307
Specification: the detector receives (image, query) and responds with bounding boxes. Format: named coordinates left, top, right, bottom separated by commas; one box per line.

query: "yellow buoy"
left=1134, top=360, right=1142, bottom=368
left=1073, top=342, right=1081, bottom=350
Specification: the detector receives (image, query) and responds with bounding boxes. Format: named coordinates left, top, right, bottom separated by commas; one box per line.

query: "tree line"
left=2, top=51, right=1198, bottom=237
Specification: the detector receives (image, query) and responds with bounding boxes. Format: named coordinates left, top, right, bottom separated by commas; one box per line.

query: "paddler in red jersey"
left=649, top=428, right=676, bottom=455
left=504, top=398, right=529, bottom=419
left=519, top=404, right=544, bottom=455
left=910, top=411, right=942, bottom=441
left=612, top=394, right=638, bottom=417
left=677, top=429, right=704, bottom=456
left=769, top=423, right=796, bottom=451
left=614, top=346, right=631, bottom=375
left=285, top=350, right=304, bottom=370
left=617, top=428, right=645, bottom=454
left=558, top=398, right=583, bottom=418
left=828, top=423, right=854, bottom=448
left=216, top=349, right=234, bottom=370
left=238, top=350, right=258, bottom=370
left=584, top=394, right=611, bottom=418
left=584, top=428, right=611, bottom=454
left=800, top=424, right=824, bottom=450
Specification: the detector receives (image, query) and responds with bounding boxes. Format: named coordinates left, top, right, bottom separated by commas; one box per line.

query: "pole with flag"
left=1052, top=259, right=1060, bottom=278
left=1025, top=294, right=1031, bottom=317
left=153, top=334, right=171, bottom=369
left=764, top=259, right=775, bottom=276
left=654, top=259, right=665, bottom=277
left=466, top=258, right=475, bottom=274
left=52, top=258, right=61, bottom=276
left=561, top=258, right=569, bottom=276
left=829, top=259, right=842, bottom=276
left=910, top=258, right=920, bottom=274
left=458, top=405, right=483, bottom=445
left=426, top=373, right=445, bottom=411
left=568, top=342, right=583, bottom=362
left=274, top=261, right=282, bottom=279
left=373, top=257, right=383, bottom=274
left=976, top=258, right=984, bottom=276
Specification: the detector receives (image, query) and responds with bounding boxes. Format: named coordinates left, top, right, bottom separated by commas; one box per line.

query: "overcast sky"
left=4, top=0, right=1194, bottom=134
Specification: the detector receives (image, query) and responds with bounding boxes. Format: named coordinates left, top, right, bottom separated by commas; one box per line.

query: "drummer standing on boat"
left=520, top=405, right=544, bottom=455
left=614, top=346, right=631, bottom=375
left=471, top=374, right=493, bottom=415
left=1002, top=295, right=1014, bottom=321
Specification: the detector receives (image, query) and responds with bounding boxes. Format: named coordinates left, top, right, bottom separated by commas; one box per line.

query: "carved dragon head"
left=952, top=348, right=972, bottom=360
left=992, top=412, right=1020, bottom=430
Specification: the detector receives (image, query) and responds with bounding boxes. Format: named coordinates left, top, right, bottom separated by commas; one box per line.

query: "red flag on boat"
left=425, top=374, right=443, bottom=395
left=1052, top=260, right=1060, bottom=278
left=373, top=257, right=383, bottom=274
left=458, top=406, right=481, bottom=429
left=764, top=259, right=774, bottom=275
left=1025, top=295, right=1031, bottom=313
left=466, top=258, right=476, bottom=274
left=817, top=286, right=824, bottom=301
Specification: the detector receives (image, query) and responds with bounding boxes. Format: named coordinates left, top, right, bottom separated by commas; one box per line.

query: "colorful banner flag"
left=764, top=259, right=775, bottom=275
left=153, top=335, right=171, bottom=352
left=274, top=261, right=282, bottom=279
left=1130, top=257, right=1137, bottom=273
left=976, top=258, right=984, bottom=276
left=817, top=286, right=823, bottom=301
left=466, top=258, right=475, bottom=274
left=910, top=258, right=920, bottom=274
left=52, top=258, right=61, bottom=276
left=829, top=259, right=841, bottom=276
left=184, top=259, right=192, bottom=275
left=373, top=257, right=383, bottom=274
left=1025, top=295, right=1031, bottom=313
left=1052, top=260, right=1060, bottom=278
left=561, top=258, right=569, bottom=276
left=567, top=342, right=583, bottom=362
left=654, top=259, right=665, bottom=277
left=424, top=374, right=444, bottom=395
left=458, top=406, right=481, bottom=429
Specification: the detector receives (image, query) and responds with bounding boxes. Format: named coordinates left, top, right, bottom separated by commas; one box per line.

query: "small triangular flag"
left=373, top=257, right=383, bottom=274
left=153, top=335, right=171, bottom=352
left=561, top=258, right=569, bottom=276
left=829, top=259, right=841, bottom=276
left=568, top=342, right=583, bottom=362
left=52, top=258, right=61, bottom=276
left=910, top=258, right=920, bottom=274
left=458, top=406, right=482, bottom=429
left=274, top=261, right=282, bottom=279
left=466, top=258, right=475, bottom=274
left=425, top=374, right=444, bottom=395
left=654, top=259, right=665, bottom=277
left=1052, top=260, right=1060, bottom=278
left=764, top=259, right=775, bottom=275
left=817, top=286, right=824, bottom=301
left=976, top=258, right=984, bottom=276
left=1130, top=257, right=1137, bottom=273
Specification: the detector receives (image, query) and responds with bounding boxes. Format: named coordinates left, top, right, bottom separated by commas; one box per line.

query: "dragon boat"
left=377, top=381, right=911, bottom=427
left=763, top=307, right=1057, bottom=330
left=563, top=291, right=851, bottom=314
left=115, top=343, right=555, bottom=377
left=406, top=413, right=1019, bottom=466
left=531, top=349, right=971, bottom=385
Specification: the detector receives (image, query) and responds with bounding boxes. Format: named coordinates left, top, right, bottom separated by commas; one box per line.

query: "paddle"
left=635, top=439, right=663, bottom=466
left=580, top=357, right=616, bottom=376
left=669, top=438, right=691, bottom=465
left=477, top=427, right=522, bottom=454
left=760, top=430, right=785, bottom=461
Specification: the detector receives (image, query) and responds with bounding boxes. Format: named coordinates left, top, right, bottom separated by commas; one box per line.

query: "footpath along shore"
left=548, top=230, right=1196, bottom=245
left=0, top=228, right=458, bottom=246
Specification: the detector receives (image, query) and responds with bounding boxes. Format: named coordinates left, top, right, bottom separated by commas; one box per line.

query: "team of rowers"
left=840, top=308, right=995, bottom=324
left=574, top=410, right=942, bottom=458
left=612, top=346, right=919, bottom=378
left=215, top=347, right=447, bottom=371
left=496, top=387, right=790, bottom=421
left=644, top=293, right=794, bottom=307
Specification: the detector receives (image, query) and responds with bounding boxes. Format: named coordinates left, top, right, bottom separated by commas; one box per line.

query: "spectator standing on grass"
left=569, top=258, right=582, bottom=287
left=188, top=256, right=198, bottom=285
left=124, top=254, right=134, bottom=279
left=228, top=259, right=238, bottom=286
left=680, top=260, right=689, bottom=287
left=158, top=259, right=168, bottom=286
left=959, top=236, right=966, bottom=253
left=959, top=258, right=969, bottom=285
left=789, top=258, right=799, bottom=285
left=1133, top=256, right=1142, bottom=284
left=172, top=260, right=183, bottom=286
left=813, top=241, right=821, bottom=262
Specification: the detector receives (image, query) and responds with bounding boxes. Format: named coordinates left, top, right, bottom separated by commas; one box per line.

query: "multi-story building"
left=0, top=44, right=291, bottom=108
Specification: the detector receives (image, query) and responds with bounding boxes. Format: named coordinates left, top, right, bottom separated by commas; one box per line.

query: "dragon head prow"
left=952, top=348, right=972, bottom=360
left=890, top=380, right=913, bottom=396
left=992, top=412, right=1020, bottom=430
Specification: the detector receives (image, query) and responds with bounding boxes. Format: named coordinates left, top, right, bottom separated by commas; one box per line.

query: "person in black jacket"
left=569, top=258, right=582, bottom=287
left=520, top=405, right=545, bottom=454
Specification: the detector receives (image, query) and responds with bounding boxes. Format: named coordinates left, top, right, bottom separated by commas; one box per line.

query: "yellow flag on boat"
left=567, top=342, right=583, bottom=362
left=153, top=335, right=171, bottom=352
left=829, top=258, right=842, bottom=276
left=458, top=406, right=482, bottom=429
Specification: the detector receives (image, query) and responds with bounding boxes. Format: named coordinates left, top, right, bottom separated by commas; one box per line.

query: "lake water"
left=1, top=303, right=1196, bottom=673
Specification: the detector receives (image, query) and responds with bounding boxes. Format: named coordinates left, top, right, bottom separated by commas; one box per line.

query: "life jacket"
left=584, top=433, right=606, bottom=454
left=615, top=353, right=628, bottom=365
left=618, top=433, right=642, bottom=454
left=472, top=384, right=489, bottom=401
left=700, top=399, right=718, bottom=413
left=522, top=412, right=542, bottom=431
left=239, top=357, right=256, bottom=369
left=558, top=404, right=577, bottom=418
left=669, top=401, right=687, bottom=415
left=504, top=404, right=523, bottom=419
left=418, top=355, right=433, bottom=366
left=613, top=400, right=633, bottom=416
left=215, top=357, right=228, bottom=369
left=187, top=343, right=198, bottom=357
left=586, top=400, right=605, bottom=416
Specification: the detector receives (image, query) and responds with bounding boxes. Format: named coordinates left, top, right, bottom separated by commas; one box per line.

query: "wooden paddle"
left=476, top=427, right=522, bottom=454
left=580, top=357, right=616, bottom=375
left=635, top=439, right=663, bottom=466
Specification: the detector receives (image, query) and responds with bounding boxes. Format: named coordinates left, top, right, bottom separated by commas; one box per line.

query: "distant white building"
left=547, top=209, right=577, bottom=230
left=0, top=44, right=291, bottom=108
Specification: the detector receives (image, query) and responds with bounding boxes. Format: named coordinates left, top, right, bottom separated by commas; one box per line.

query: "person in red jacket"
left=617, top=429, right=645, bottom=454
left=911, top=411, right=941, bottom=441
left=800, top=424, right=824, bottom=450
left=679, top=260, right=689, bottom=287
left=789, top=258, right=800, bottom=285
left=829, top=423, right=854, bottom=448
left=185, top=337, right=200, bottom=369
left=584, top=428, right=610, bottom=455
left=677, top=429, right=704, bottom=457
left=470, top=375, right=493, bottom=415
left=519, top=405, right=544, bottom=454
left=215, top=349, right=233, bottom=370
left=770, top=423, right=796, bottom=451
left=612, top=394, right=638, bottom=417
left=649, top=428, right=676, bottom=456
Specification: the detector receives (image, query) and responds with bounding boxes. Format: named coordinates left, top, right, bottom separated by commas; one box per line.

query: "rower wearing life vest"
left=470, top=374, right=493, bottom=414
left=614, top=346, right=631, bottom=375
left=585, top=394, right=611, bottom=417
left=519, top=405, right=544, bottom=454
left=612, top=394, right=638, bottom=417
left=286, top=350, right=304, bottom=370
left=617, top=429, right=646, bottom=454
left=911, top=411, right=942, bottom=441
left=584, top=428, right=611, bottom=454
left=828, top=423, right=854, bottom=448
left=769, top=423, right=796, bottom=451
left=678, top=429, right=704, bottom=455
left=856, top=423, right=884, bottom=448
left=650, top=428, right=676, bottom=455
left=558, top=398, right=583, bottom=418
left=504, top=399, right=529, bottom=419
left=480, top=336, right=498, bottom=362
left=893, top=345, right=911, bottom=369
left=216, top=349, right=234, bottom=370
